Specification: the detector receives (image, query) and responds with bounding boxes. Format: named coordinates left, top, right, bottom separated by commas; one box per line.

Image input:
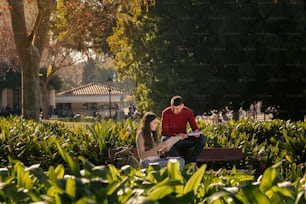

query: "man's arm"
left=188, top=109, right=199, bottom=131
left=186, top=111, right=201, bottom=138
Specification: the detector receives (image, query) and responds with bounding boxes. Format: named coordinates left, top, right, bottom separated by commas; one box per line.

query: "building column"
left=1, top=88, right=8, bottom=108
left=1, top=88, right=13, bottom=108
left=49, top=89, right=56, bottom=108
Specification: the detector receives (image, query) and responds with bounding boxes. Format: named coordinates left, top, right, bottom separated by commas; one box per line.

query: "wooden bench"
left=108, top=147, right=245, bottom=168
left=177, top=148, right=245, bottom=162
left=177, top=148, right=246, bottom=169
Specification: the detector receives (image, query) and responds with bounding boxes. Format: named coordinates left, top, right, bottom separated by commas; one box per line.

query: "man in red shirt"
left=161, top=95, right=206, bottom=163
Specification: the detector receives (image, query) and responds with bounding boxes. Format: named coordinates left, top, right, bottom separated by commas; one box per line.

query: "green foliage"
left=0, top=62, right=21, bottom=88
left=0, top=116, right=305, bottom=185
left=51, top=0, right=116, bottom=53
left=0, top=116, right=140, bottom=168
left=199, top=118, right=306, bottom=179
left=0, top=151, right=304, bottom=203
left=39, top=66, right=63, bottom=90
left=107, top=0, right=306, bottom=120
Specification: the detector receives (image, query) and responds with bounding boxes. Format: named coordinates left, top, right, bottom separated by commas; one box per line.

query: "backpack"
left=113, top=147, right=140, bottom=169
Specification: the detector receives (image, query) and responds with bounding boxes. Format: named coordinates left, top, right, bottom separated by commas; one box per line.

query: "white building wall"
left=1, top=88, right=8, bottom=107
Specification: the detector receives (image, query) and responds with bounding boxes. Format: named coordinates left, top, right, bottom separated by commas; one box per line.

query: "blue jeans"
left=161, top=134, right=206, bottom=163
left=141, top=157, right=185, bottom=170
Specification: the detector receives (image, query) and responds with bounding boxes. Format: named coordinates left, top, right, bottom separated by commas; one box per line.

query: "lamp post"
left=106, top=76, right=113, bottom=118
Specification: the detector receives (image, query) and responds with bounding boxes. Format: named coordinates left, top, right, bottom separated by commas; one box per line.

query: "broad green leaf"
left=1, top=129, right=5, bottom=141
left=107, top=177, right=128, bottom=195
left=28, top=164, right=51, bottom=189
left=78, top=156, right=95, bottom=178
left=242, top=184, right=271, bottom=204
left=121, top=165, right=132, bottom=175
left=1, top=183, right=29, bottom=202
left=167, top=159, right=183, bottom=182
left=107, top=164, right=122, bottom=182
left=184, top=164, right=206, bottom=194
left=47, top=65, right=53, bottom=77
left=125, top=196, right=158, bottom=204
left=295, top=191, right=305, bottom=204
left=266, top=185, right=295, bottom=203
left=146, top=171, right=160, bottom=183
left=168, top=191, right=196, bottom=204
left=205, top=191, right=231, bottom=204
left=54, top=141, right=80, bottom=176
left=148, top=178, right=182, bottom=193
left=65, top=177, right=76, bottom=198
left=47, top=186, right=64, bottom=197
left=266, top=188, right=283, bottom=204
left=15, top=162, right=32, bottom=189
left=260, top=162, right=282, bottom=192
left=47, top=165, right=65, bottom=185
left=285, top=154, right=293, bottom=163
left=89, top=178, right=109, bottom=192
left=0, top=167, right=9, bottom=181
left=78, top=156, right=95, bottom=170
left=148, top=185, right=175, bottom=200
left=75, top=196, right=96, bottom=204
left=27, top=190, right=41, bottom=202
left=55, top=165, right=65, bottom=179
left=91, top=165, right=109, bottom=179
left=230, top=165, right=237, bottom=175
left=147, top=163, right=161, bottom=171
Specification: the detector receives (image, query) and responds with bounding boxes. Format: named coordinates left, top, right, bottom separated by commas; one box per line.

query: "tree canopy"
left=4, top=0, right=149, bottom=120
left=3, top=0, right=306, bottom=120
left=108, top=0, right=306, bottom=120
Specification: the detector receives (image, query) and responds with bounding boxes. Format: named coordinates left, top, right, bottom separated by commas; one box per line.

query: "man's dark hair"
left=171, top=96, right=183, bottom=106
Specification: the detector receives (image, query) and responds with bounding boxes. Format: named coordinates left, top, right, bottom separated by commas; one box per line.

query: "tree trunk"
left=8, top=0, right=56, bottom=121
left=40, top=81, right=50, bottom=119
left=8, top=0, right=39, bottom=120
left=22, top=57, right=41, bottom=121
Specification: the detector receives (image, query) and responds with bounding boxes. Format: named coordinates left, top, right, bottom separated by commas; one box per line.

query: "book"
left=163, top=136, right=183, bottom=147
left=187, top=131, right=201, bottom=136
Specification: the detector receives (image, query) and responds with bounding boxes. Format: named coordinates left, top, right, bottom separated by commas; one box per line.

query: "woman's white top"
left=142, top=156, right=159, bottom=162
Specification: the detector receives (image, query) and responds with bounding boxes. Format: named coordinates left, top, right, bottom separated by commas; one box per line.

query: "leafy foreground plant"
left=0, top=142, right=305, bottom=203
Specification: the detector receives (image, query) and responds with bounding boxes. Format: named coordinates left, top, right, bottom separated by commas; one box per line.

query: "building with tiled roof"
left=55, top=82, right=130, bottom=118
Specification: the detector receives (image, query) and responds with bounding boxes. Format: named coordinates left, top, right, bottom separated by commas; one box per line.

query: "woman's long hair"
left=138, top=112, right=158, bottom=150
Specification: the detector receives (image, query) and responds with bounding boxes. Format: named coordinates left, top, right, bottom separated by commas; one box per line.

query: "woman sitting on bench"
left=136, top=112, right=185, bottom=170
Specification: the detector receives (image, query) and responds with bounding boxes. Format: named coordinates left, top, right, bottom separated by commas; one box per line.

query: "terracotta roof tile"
left=57, top=82, right=125, bottom=96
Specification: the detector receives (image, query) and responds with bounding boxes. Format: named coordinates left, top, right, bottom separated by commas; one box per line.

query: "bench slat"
left=108, top=148, right=244, bottom=163
left=198, top=148, right=245, bottom=162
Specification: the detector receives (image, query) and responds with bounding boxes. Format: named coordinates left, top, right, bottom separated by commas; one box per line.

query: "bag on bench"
left=113, top=147, right=140, bottom=169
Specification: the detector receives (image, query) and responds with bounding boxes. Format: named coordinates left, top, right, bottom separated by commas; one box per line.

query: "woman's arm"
left=136, top=133, right=162, bottom=160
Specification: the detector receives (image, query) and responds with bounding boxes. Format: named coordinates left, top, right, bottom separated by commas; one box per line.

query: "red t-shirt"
left=161, top=106, right=199, bottom=136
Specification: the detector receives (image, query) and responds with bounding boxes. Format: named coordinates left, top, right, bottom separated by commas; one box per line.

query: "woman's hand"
left=159, top=142, right=171, bottom=152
